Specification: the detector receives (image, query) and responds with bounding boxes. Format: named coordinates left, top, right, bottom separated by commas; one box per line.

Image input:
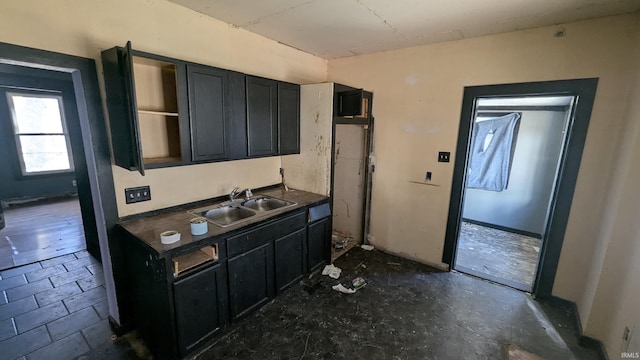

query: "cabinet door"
left=174, top=263, right=229, bottom=356
left=308, top=217, right=331, bottom=273
left=187, top=64, right=231, bottom=162
left=246, top=76, right=277, bottom=157
left=101, top=41, right=145, bottom=175
left=227, top=242, right=274, bottom=320
left=278, top=82, right=300, bottom=155
left=275, top=228, right=306, bottom=293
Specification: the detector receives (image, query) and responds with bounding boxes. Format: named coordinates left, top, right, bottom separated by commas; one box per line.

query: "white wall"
left=0, top=0, right=327, bottom=217
left=463, top=110, right=569, bottom=235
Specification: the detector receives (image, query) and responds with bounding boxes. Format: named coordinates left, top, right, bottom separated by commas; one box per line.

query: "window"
left=7, top=92, right=74, bottom=175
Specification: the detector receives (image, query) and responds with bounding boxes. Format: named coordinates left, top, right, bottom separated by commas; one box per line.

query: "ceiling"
left=169, top=0, right=640, bottom=59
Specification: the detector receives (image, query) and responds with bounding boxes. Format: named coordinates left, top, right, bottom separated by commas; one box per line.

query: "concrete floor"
left=2, top=247, right=602, bottom=359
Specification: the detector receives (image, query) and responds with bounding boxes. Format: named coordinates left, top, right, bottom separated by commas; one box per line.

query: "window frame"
left=6, top=91, right=75, bottom=176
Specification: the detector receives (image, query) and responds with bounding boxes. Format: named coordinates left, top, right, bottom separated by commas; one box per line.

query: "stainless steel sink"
left=188, top=196, right=296, bottom=227
left=241, top=196, right=295, bottom=212
left=190, top=205, right=256, bottom=227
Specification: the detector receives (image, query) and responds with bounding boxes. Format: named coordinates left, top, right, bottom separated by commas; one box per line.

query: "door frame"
left=442, top=78, right=598, bottom=298
left=0, top=43, right=122, bottom=323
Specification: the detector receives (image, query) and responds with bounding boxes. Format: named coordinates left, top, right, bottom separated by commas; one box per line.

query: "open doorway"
left=0, top=85, right=87, bottom=270
left=454, top=96, right=574, bottom=291
left=443, top=79, right=598, bottom=298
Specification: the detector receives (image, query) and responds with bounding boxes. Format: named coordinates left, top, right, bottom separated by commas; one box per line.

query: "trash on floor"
left=360, top=244, right=374, bottom=251
left=387, top=261, right=401, bottom=266
left=321, top=264, right=342, bottom=279
left=332, top=283, right=357, bottom=294
left=332, top=232, right=352, bottom=249
left=352, top=277, right=366, bottom=290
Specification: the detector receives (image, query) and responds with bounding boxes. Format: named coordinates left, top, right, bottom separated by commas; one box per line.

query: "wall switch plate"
left=438, top=152, right=450, bottom=162
left=426, top=171, right=432, bottom=181
left=125, top=186, right=151, bottom=204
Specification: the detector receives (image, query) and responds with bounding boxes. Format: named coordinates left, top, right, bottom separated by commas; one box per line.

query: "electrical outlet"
left=438, top=152, right=450, bottom=163
left=426, top=171, right=432, bottom=181
left=125, top=186, right=151, bottom=204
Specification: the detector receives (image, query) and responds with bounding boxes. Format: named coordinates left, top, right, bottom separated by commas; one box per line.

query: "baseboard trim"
left=109, top=316, right=134, bottom=337
left=461, top=218, right=543, bottom=239
left=547, top=296, right=608, bottom=360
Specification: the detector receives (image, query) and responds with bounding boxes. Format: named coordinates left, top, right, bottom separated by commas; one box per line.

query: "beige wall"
left=281, top=83, right=334, bottom=196
left=0, top=0, right=327, bottom=217
left=328, top=14, right=637, bottom=304
left=580, top=33, right=640, bottom=352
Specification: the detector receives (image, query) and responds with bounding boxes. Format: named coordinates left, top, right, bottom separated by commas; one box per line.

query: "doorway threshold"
left=454, top=264, right=532, bottom=293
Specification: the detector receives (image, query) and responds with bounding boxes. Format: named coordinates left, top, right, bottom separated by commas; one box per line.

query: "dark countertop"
left=119, top=187, right=328, bottom=257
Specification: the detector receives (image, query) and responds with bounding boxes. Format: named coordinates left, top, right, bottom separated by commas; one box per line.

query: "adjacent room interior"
left=454, top=96, right=573, bottom=292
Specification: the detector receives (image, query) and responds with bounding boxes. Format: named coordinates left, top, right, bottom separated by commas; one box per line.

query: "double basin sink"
left=188, top=196, right=296, bottom=227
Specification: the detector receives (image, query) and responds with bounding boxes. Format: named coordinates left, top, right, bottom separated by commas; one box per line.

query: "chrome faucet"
left=229, top=187, right=252, bottom=201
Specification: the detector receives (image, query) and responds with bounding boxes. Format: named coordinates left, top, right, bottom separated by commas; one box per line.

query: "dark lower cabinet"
left=227, top=242, right=274, bottom=320
left=275, top=228, right=306, bottom=293
left=174, top=263, right=228, bottom=356
left=307, top=217, right=331, bottom=273
left=246, top=76, right=278, bottom=157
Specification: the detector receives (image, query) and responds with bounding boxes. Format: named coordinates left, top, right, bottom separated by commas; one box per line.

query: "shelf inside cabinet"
left=132, top=56, right=179, bottom=113
left=173, top=244, right=219, bottom=277
left=138, top=109, right=180, bottom=116
left=138, top=113, right=182, bottom=163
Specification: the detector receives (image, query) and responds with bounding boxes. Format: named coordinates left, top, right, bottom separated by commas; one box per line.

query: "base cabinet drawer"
left=227, top=242, right=274, bottom=320
left=173, top=263, right=228, bottom=356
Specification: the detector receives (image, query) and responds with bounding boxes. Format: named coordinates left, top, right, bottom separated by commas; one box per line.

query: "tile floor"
left=0, top=251, right=113, bottom=359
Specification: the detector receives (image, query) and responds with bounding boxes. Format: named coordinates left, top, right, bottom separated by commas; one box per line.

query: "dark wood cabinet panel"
left=307, top=217, right=331, bottom=273
left=227, top=242, right=274, bottom=320
left=187, top=65, right=229, bottom=162
left=188, top=65, right=247, bottom=162
left=101, top=43, right=144, bottom=174
left=174, top=262, right=228, bottom=356
left=246, top=76, right=278, bottom=157
left=278, top=82, right=300, bottom=155
left=275, top=228, right=306, bottom=293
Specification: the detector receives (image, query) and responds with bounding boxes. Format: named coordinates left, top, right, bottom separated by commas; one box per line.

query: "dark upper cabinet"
left=278, top=82, right=300, bottom=155
left=307, top=217, right=331, bottom=273
left=187, top=65, right=247, bottom=162
left=101, top=41, right=190, bottom=175
left=173, top=262, right=228, bottom=356
left=246, top=76, right=278, bottom=157
left=227, top=242, right=274, bottom=320
left=274, top=228, right=306, bottom=293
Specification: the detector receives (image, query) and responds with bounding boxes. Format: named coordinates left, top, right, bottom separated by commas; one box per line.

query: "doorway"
left=453, top=96, right=574, bottom=291
left=0, top=82, right=87, bottom=270
left=443, top=78, right=598, bottom=298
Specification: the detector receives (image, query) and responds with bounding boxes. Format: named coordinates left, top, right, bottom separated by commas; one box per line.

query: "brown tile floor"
left=0, top=251, right=114, bottom=359
left=455, top=221, right=542, bottom=291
